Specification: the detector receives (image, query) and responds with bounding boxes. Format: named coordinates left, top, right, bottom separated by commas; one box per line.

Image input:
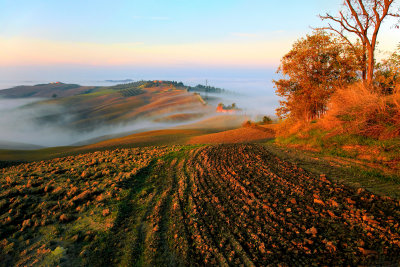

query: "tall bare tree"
left=320, top=0, right=399, bottom=86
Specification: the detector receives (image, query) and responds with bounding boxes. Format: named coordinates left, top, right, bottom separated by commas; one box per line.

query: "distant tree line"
left=105, top=80, right=227, bottom=94
left=187, top=84, right=225, bottom=94
left=108, top=81, right=148, bottom=90
left=34, top=83, right=80, bottom=90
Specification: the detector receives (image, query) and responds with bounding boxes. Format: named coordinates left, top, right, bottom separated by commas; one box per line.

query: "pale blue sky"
left=0, top=0, right=341, bottom=44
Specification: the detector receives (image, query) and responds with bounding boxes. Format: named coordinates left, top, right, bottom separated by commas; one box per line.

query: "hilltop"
left=0, top=83, right=95, bottom=98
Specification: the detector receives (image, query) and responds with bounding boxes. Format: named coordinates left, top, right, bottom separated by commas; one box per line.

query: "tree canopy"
left=273, top=31, right=359, bottom=121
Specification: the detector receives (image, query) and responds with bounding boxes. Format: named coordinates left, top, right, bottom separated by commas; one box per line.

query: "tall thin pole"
left=205, top=80, right=208, bottom=100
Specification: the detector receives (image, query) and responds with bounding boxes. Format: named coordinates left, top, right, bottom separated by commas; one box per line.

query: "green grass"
left=346, top=166, right=400, bottom=184
left=276, top=129, right=327, bottom=148
left=277, top=128, right=400, bottom=161
left=77, top=88, right=116, bottom=97
left=85, top=146, right=196, bottom=266
left=263, top=143, right=400, bottom=199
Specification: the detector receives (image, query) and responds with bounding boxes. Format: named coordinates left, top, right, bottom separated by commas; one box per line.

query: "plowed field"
left=1, top=144, right=400, bottom=266
left=187, top=126, right=275, bottom=144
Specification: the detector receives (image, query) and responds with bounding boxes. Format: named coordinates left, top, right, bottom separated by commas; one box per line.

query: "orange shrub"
left=275, top=118, right=312, bottom=137
left=319, top=83, right=400, bottom=139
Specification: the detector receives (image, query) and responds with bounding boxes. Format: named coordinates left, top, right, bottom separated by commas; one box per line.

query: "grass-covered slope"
left=1, top=144, right=400, bottom=266
left=0, top=83, right=95, bottom=98
left=31, top=81, right=212, bottom=132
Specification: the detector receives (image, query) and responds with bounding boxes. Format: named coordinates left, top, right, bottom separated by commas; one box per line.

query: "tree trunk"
left=366, top=47, right=374, bottom=86
left=362, top=42, right=367, bottom=81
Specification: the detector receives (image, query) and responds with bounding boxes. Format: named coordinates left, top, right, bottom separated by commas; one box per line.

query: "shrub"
left=319, top=83, right=400, bottom=139
left=262, top=116, right=272, bottom=124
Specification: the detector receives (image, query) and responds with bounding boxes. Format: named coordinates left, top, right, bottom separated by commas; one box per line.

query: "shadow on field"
left=84, top=159, right=157, bottom=266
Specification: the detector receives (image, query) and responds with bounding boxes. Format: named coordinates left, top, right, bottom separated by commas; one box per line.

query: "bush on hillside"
left=261, top=116, right=273, bottom=124
left=319, top=83, right=400, bottom=139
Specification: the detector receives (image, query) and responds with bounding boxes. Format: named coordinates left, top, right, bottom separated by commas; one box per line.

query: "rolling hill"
left=0, top=81, right=230, bottom=148
left=0, top=83, right=96, bottom=98
left=27, top=81, right=213, bottom=132
left=0, top=114, right=250, bottom=162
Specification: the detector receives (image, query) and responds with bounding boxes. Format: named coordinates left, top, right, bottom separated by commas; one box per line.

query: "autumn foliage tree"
left=320, top=0, right=400, bottom=86
left=273, top=31, right=359, bottom=121
left=374, top=45, right=400, bottom=93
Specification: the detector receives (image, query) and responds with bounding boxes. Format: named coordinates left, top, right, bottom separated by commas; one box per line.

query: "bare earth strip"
left=187, top=126, right=275, bottom=144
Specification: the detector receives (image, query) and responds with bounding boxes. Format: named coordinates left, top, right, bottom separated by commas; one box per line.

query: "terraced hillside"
left=1, top=144, right=400, bottom=266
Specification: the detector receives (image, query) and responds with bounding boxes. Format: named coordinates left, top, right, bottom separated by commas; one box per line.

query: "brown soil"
left=187, top=125, right=275, bottom=144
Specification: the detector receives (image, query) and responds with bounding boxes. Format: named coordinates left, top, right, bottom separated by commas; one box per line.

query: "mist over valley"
left=0, top=79, right=274, bottom=148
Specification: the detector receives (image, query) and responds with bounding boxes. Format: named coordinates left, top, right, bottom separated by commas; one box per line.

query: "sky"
left=0, top=0, right=399, bottom=87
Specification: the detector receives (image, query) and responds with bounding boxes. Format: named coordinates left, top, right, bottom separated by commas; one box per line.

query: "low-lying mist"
left=199, top=91, right=279, bottom=118
left=0, top=98, right=205, bottom=148
left=0, top=85, right=279, bottom=149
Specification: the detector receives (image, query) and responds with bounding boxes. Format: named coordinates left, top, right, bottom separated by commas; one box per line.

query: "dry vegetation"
left=320, top=83, right=400, bottom=139
left=187, top=125, right=275, bottom=144
left=275, top=83, right=400, bottom=173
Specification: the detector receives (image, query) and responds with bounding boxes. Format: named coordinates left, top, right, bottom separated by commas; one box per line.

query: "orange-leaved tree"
left=273, top=31, right=360, bottom=121
left=319, top=0, right=399, bottom=86
left=374, top=45, right=400, bottom=93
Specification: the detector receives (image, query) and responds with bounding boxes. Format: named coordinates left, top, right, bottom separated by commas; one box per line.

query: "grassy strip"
left=83, top=146, right=197, bottom=266
left=263, top=143, right=400, bottom=199
left=276, top=129, right=400, bottom=161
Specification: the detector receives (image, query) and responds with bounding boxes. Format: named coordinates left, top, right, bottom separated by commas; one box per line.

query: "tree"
left=374, top=45, right=400, bottom=93
left=320, top=0, right=399, bottom=86
left=273, top=31, right=359, bottom=121
left=262, top=116, right=273, bottom=124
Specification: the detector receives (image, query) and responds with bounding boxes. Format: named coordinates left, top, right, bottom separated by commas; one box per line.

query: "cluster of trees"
left=274, top=0, right=399, bottom=121
left=217, top=102, right=238, bottom=110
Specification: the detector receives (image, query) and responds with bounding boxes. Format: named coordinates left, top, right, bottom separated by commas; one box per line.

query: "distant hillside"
left=0, top=81, right=225, bottom=148
left=31, top=81, right=213, bottom=132
left=0, top=140, right=44, bottom=150
left=0, top=80, right=234, bottom=148
left=0, top=114, right=249, bottom=162
left=0, top=82, right=96, bottom=98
